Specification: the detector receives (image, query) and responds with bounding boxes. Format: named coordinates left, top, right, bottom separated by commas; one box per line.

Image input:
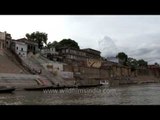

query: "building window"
left=21, top=48, right=23, bottom=51
left=17, top=47, right=18, bottom=50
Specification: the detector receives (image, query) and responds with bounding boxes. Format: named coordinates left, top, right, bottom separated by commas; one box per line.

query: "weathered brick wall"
left=116, top=67, right=121, bottom=77
left=108, top=66, right=132, bottom=78
left=79, top=67, right=100, bottom=78
left=123, top=67, right=129, bottom=76
left=131, top=68, right=160, bottom=78
left=128, top=68, right=132, bottom=76
left=99, top=69, right=109, bottom=78
left=63, top=65, right=73, bottom=72
left=73, top=66, right=79, bottom=72
left=63, top=64, right=134, bottom=81
left=147, top=69, right=160, bottom=77
left=63, top=65, right=100, bottom=78
left=77, top=79, right=100, bottom=86
left=137, top=69, right=149, bottom=76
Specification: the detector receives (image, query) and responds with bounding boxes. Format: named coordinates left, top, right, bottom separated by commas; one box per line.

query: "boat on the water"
left=24, top=85, right=53, bottom=91
left=77, top=84, right=102, bottom=88
left=100, top=80, right=110, bottom=86
left=0, top=86, right=15, bottom=93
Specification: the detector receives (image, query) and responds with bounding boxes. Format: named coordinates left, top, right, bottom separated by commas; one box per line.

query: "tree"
left=47, top=41, right=58, bottom=48
left=116, top=52, right=128, bottom=65
left=56, top=39, right=80, bottom=49
left=154, top=62, right=159, bottom=67
left=126, top=57, right=138, bottom=71
left=26, top=31, right=48, bottom=49
left=137, top=59, right=148, bottom=68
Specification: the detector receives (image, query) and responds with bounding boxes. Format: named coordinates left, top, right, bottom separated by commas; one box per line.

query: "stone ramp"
left=0, top=73, right=52, bottom=88
left=30, top=54, right=71, bottom=86
left=0, top=49, right=29, bottom=74
left=0, top=53, right=25, bottom=74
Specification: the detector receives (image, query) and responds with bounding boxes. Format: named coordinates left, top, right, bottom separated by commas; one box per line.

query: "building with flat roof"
left=57, top=47, right=102, bottom=67
left=11, top=38, right=39, bottom=57
left=81, top=48, right=101, bottom=58
left=0, top=31, right=12, bottom=50
left=16, top=38, right=38, bottom=54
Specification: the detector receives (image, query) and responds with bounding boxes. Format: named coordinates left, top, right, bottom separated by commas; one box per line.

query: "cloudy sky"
left=0, top=15, right=160, bottom=64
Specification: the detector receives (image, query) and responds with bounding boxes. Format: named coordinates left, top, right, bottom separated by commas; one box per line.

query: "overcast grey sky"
left=0, top=15, right=160, bottom=64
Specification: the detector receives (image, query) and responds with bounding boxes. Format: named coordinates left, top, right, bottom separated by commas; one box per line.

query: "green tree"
left=26, top=31, right=48, bottom=49
left=116, top=52, right=128, bottom=65
left=137, top=59, right=148, bottom=68
left=56, top=39, right=80, bottom=49
left=154, top=62, right=159, bottom=66
left=126, top=57, right=138, bottom=71
left=47, top=41, right=58, bottom=48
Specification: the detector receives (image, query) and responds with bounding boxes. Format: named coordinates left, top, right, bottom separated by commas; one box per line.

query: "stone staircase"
left=29, top=54, right=69, bottom=86
left=0, top=73, right=52, bottom=88
left=3, top=49, right=29, bottom=74
left=0, top=50, right=28, bottom=74
left=0, top=49, right=74, bottom=87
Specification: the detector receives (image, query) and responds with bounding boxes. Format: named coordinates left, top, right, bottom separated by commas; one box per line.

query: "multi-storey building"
left=0, top=31, right=12, bottom=50
left=11, top=38, right=39, bottom=57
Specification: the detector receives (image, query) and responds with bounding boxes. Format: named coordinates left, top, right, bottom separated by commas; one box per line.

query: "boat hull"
left=24, top=86, right=53, bottom=91
left=0, top=87, right=15, bottom=93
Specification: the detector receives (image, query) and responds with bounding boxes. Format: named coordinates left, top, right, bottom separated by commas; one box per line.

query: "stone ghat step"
left=0, top=73, right=38, bottom=77
left=0, top=54, right=25, bottom=73
left=0, top=73, right=39, bottom=81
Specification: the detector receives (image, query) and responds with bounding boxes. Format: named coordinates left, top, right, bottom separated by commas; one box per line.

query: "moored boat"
left=24, top=85, right=53, bottom=91
left=0, top=86, right=15, bottom=93
left=77, top=84, right=102, bottom=88
left=100, top=80, right=110, bottom=87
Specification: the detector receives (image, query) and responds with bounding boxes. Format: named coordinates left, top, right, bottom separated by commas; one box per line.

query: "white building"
left=11, top=40, right=27, bottom=58
left=11, top=38, right=39, bottom=58
left=41, top=47, right=58, bottom=56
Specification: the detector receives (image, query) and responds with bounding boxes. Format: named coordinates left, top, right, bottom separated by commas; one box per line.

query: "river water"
left=1, top=83, right=160, bottom=105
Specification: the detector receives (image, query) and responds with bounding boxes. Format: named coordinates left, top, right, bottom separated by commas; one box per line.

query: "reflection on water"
left=1, top=83, right=160, bottom=105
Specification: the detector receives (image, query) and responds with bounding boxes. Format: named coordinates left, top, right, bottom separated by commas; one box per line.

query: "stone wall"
left=99, top=69, right=110, bottom=79
left=63, top=64, right=131, bottom=80
left=76, top=79, right=100, bottom=86
left=0, top=73, right=52, bottom=88
left=136, top=68, right=160, bottom=78
left=79, top=67, right=100, bottom=78
left=62, top=63, right=160, bottom=87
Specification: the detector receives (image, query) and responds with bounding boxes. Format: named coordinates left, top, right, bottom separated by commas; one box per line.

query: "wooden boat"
left=77, top=84, right=102, bottom=88
left=24, top=85, right=77, bottom=91
left=0, top=86, right=15, bottom=93
left=100, top=80, right=109, bottom=86
left=24, top=85, right=53, bottom=91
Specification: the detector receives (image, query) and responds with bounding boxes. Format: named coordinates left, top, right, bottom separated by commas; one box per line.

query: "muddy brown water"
left=0, top=83, right=160, bottom=105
